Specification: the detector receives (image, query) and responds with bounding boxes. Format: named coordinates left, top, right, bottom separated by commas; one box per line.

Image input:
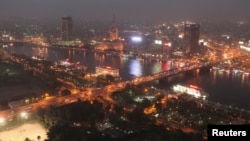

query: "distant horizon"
left=0, top=16, right=249, bottom=25
left=0, top=0, right=250, bottom=24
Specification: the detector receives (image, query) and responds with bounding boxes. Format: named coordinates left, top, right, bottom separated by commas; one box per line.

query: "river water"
left=6, top=46, right=250, bottom=110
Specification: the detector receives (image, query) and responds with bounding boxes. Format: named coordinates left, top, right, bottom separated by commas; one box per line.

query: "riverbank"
left=0, top=61, right=49, bottom=109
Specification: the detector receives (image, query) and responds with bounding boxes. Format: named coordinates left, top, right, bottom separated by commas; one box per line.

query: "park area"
left=0, top=121, right=47, bottom=141
left=0, top=61, right=46, bottom=102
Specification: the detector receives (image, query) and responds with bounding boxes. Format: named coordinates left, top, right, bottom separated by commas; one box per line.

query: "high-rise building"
left=183, top=23, right=200, bottom=54
left=61, top=16, right=73, bottom=41
left=109, top=15, right=119, bottom=41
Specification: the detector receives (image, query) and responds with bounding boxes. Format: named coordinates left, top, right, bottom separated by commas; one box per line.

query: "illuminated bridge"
left=103, top=62, right=211, bottom=93
left=0, top=53, right=246, bottom=124
left=0, top=40, right=31, bottom=46
left=103, top=54, right=247, bottom=94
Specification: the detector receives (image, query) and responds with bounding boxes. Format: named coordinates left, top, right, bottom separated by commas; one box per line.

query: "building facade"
left=96, top=15, right=124, bottom=52
left=109, top=15, right=119, bottom=41
left=183, top=23, right=200, bottom=55
left=61, top=16, right=73, bottom=41
left=96, top=66, right=119, bottom=77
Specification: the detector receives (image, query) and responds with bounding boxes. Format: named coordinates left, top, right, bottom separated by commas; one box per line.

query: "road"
left=0, top=49, right=245, bottom=125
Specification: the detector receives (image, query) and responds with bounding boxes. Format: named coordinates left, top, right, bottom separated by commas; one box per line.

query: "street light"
left=0, top=117, right=5, bottom=125
left=20, top=112, right=28, bottom=119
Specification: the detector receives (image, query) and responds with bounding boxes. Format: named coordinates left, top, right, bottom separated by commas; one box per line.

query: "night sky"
left=0, top=0, right=250, bottom=23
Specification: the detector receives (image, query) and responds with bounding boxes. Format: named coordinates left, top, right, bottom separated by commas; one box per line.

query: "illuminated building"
left=96, top=15, right=124, bottom=52
left=57, top=58, right=72, bottom=67
left=183, top=23, right=200, bottom=55
left=31, top=56, right=46, bottom=61
left=31, top=48, right=46, bottom=61
left=61, top=16, right=73, bottom=41
left=54, top=59, right=88, bottom=72
left=240, top=41, right=250, bottom=52
left=98, top=40, right=123, bottom=52
left=109, top=15, right=119, bottom=41
left=123, top=30, right=143, bottom=49
left=173, top=84, right=208, bottom=100
left=95, top=66, right=119, bottom=77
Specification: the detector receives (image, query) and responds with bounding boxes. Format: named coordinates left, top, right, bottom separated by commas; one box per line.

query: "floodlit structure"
left=54, top=59, right=88, bottom=72
left=95, top=66, right=119, bottom=77
left=31, top=55, right=46, bottom=61
left=240, top=41, right=250, bottom=52
left=109, top=15, right=119, bottom=41
left=173, top=84, right=208, bottom=100
left=96, top=15, right=124, bottom=52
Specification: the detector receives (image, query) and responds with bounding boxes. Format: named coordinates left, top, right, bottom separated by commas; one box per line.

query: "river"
left=6, top=45, right=250, bottom=110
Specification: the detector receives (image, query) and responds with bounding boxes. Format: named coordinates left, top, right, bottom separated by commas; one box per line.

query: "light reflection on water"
left=7, top=46, right=173, bottom=80
left=7, top=46, right=250, bottom=109
left=184, top=69, right=250, bottom=109
left=129, top=59, right=142, bottom=77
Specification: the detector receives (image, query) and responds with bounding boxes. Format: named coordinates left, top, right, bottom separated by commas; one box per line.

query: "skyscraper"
left=183, top=23, right=200, bottom=55
left=61, top=16, right=73, bottom=41
left=109, top=15, right=119, bottom=41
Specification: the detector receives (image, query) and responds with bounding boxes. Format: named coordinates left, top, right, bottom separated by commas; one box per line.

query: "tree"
left=37, top=135, right=41, bottom=141
left=60, top=89, right=71, bottom=96
left=141, top=98, right=151, bottom=108
left=127, top=107, right=150, bottom=125
left=106, top=74, right=115, bottom=83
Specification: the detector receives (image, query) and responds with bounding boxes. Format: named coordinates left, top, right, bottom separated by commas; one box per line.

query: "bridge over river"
left=103, top=54, right=247, bottom=94
left=0, top=52, right=247, bottom=124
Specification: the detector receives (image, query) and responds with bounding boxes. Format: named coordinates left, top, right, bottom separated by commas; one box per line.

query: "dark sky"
left=0, top=0, right=249, bottom=23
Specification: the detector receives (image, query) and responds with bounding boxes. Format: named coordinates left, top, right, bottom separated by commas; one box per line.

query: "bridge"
left=103, top=54, right=247, bottom=94
left=0, top=52, right=246, bottom=125
left=206, top=45, right=225, bottom=52
left=0, top=40, right=30, bottom=44
left=103, top=63, right=210, bottom=93
left=0, top=40, right=32, bottom=47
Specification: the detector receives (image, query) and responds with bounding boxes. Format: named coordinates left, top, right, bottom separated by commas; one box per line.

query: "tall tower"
left=61, top=16, right=73, bottom=41
left=109, top=15, right=119, bottom=41
left=183, top=23, right=200, bottom=54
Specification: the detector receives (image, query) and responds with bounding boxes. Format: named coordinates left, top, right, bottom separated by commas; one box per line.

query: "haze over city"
left=0, top=0, right=250, bottom=23
left=1, top=1, right=250, bottom=141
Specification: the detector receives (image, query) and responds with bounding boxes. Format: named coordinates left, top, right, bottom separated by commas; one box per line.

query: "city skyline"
left=0, top=0, right=250, bottom=23
left=61, top=16, right=73, bottom=41
left=1, top=1, right=250, bottom=140
left=184, top=23, right=200, bottom=54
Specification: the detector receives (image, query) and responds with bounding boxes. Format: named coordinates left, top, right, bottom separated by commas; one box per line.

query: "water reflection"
left=152, top=62, right=161, bottom=74
left=129, top=59, right=142, bottom=77
left=161, top=62, right=168, bottom=71
left=6, top=45, right=250, bottom=109
left=211, top=69, right=217, bottom=86
left=241, top=74, right=245, bottom=88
